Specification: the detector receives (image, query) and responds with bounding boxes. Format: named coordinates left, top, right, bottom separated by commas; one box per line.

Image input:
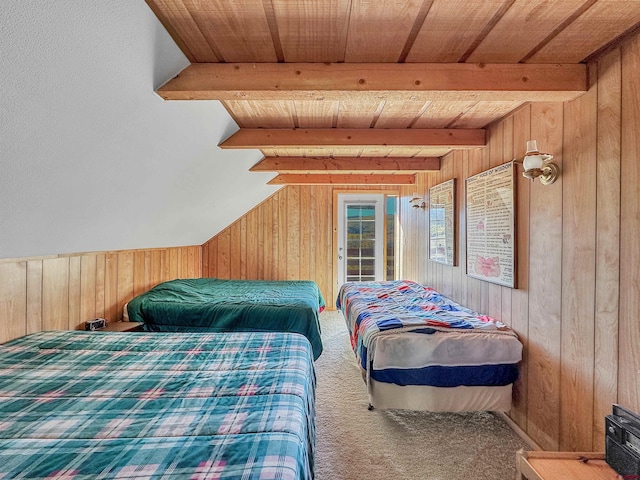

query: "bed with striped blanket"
left=0, top=330, right=315, bottom=479
left=337, top=280, right=522, bottom=412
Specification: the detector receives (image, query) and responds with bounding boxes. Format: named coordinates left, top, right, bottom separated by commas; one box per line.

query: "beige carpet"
left=314, top=310, right=528, bottom=480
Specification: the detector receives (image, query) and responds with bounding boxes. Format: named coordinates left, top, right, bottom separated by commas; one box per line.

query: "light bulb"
left=523, top=153, right=544, bottom=170
left=523, top=140, right=544, bottom=171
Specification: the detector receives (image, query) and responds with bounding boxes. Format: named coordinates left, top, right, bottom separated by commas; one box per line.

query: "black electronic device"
left=606, top=404, right=640, bottom=476
left=84, top=318, right=107, bottom=331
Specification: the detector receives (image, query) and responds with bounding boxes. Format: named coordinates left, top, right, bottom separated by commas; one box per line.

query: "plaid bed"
left=0, top=331, right=315, bottom=479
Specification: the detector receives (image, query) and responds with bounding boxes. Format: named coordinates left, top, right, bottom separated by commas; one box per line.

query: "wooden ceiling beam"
left=250, top=156, right=441, bottom=172
left=220, top=128, right=485, bottom=149
left=158, top=62, right=587, bottom=102
left=268, top=174, right=416, bottom=185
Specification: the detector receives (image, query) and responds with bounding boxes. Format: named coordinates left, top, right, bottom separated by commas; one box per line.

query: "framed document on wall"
left=465, top=162, right=516, bottom=288
left=429, top=179, right=456, bottom=266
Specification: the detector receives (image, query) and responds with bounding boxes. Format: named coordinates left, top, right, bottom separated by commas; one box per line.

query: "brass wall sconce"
left=410, top=195, right=426, bottom=210
left=521, top=140, right=559, bottom=185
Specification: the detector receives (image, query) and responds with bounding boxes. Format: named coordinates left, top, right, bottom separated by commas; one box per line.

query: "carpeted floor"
left=314, top=310, right=528, bottom=480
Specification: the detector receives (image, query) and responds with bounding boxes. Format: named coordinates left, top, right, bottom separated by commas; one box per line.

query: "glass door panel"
left=337, top=194, right=385, bottom=286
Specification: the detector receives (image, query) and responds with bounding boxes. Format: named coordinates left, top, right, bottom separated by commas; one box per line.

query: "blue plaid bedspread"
left=0, top=330, right=315, bottom=479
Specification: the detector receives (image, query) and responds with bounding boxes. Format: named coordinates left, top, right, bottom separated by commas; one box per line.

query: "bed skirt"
left=368, top=378, right=513, bottom=412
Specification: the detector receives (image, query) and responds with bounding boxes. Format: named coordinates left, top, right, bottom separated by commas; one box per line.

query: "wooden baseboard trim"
left=496, top=411, right=542, bottom=451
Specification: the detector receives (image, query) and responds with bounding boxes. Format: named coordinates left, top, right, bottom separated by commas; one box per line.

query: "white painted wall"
left=0, top=0, right=279, bottom=259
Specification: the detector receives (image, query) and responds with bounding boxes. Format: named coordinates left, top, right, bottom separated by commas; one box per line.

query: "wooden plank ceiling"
left=147, top=0, right=640, bottom=184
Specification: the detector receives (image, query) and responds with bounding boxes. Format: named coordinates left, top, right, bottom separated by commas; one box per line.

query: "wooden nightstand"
left=100, top=321, right=143, bottom=332
left=516, top=450, right=617, bottom=480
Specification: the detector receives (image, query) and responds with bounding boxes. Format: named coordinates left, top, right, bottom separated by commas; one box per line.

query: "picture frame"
left=465, top=162, right=516, bottom=288
left=429, top=178, right=456, bottom=266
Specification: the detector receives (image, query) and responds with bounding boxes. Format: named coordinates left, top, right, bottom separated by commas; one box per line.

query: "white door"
left=337, top=194, right=385, bottom=286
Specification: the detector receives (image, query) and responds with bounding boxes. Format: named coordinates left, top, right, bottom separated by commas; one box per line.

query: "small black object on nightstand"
left=85, top=318, right=107, bottom=331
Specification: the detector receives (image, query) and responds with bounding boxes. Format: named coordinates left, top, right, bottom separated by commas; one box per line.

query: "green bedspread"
left=127, top=278, right=325, bottom=359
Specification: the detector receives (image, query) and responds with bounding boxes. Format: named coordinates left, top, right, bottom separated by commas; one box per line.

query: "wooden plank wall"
left=0, top=246, right=201, bottom=342
left=405, top=39, right=632, bottom=452
left=201, top=32, right=640, bottom=453
left=202, top=186, right=399, bottom=308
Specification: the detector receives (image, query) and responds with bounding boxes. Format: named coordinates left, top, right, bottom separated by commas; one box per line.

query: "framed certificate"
left=465, top=162, right=516, bottom=288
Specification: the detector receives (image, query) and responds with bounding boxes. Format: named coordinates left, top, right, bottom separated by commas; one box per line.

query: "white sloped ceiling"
left=0, top=0, right=279, bottom=259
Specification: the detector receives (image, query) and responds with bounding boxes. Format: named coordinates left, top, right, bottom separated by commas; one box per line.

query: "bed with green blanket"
left=127, top=278, right=325, bottom=359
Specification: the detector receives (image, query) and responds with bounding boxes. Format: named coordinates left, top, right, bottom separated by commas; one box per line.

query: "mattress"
left=0, top=330, right=316, bottom=479
left=127, top=278, right=325, bottom=360
left=337, top=280, right=522, bottom=411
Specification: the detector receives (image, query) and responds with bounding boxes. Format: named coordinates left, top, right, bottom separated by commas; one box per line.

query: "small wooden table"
left=100, top=321, right=143, bottom=332
left=516, top=450, right=618, bottom=480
